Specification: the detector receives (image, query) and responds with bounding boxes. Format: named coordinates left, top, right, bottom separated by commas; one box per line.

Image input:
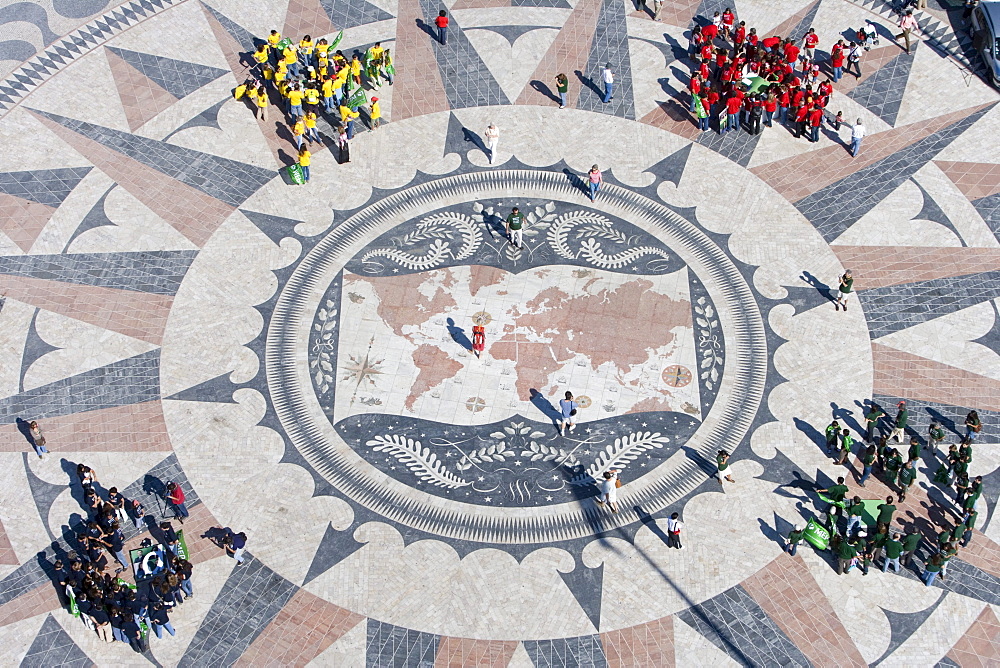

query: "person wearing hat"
left=370, top=97, right=382, bottom=130
left=602, top=63, right=614, bottom=103
left=890, top=401, right=908, bottom=443
left=786, top=524, right=804, bottom=556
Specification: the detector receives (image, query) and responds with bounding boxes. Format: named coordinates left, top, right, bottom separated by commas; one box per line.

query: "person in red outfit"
left=808, top=104, right=824, bottom=142
left=434, top=10, right=449, bottom=45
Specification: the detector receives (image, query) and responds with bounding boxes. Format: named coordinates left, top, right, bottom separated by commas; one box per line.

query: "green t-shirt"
left=877, top=503, right=896, bottom=524
left=841, top=433, right=854, bottom=451
left=556, top=78, right=568, bottom=93
left=506, top=212, right=525, bottom=230
left=825, top=423, right=840, bottom=443
left=899, top=467, right=916, bottom=486
left=953, top=524, right=967, bottom=540
left=895, top=409, right=908, bottom=428
left=827, top=484, right=849, bottom=502
left=925, top=560, right=942, bottom=573
left=966, top=510, right=979, bottom=530
left=837, top=541, right=857, bottom=559
left=884, top=540, right=903, bottom=559
left=788, top=529, right=804, bottom=544
left=847, top=502, right=863, bottom=517
left=938, top=530, right=951, bottom=546
left=839, top=275, right=853, bottom=294
left=717, top=453, right=729, bottom=471
left=930, top=427, right=945, bottom=441
left=902, top=533, right=920, bottom=551
left=863, top=451, right=876, bottom=465
left=865, top=409, right=883, bottom=424
left=963, top=495, right=978, bottom=510
left=908, top=441, right=921, bottom=460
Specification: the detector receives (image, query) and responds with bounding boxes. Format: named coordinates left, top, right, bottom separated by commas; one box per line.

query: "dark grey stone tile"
left=676, top=585, right=810, bottom=667
left=971, top=190, right=1000, bottom=243
left=65, top=185, right=116, bottom=248
left=29, top=109, right=276, bottom=208
left=20, top=614, right=92, bottom=668
left=575, top=0, right=635, bottom=120
left=0, top=349, right=161, bottom=424
left=872, top=394, right=998, bottom=445
left=0, top=250, right=197, bottom=295
left=320, top=0, right=393, bottom=30
left=523, top=634, right=608, bottom=667
left=696, top=126, right=762, bottom=167
left=105, top=46, right=228, bottom=99
left=180, top=553, right=298, bottom=666
left=418, top=0, right=509, bottom=109
left=847, top=50, right=914, bottom=127
left=0, top=167, right=91, bottom=207
left=513, top=0, right=573, bottom=6
left=201, top=3, right=256, bottom=50
left=858, top=271, right=1000, bottom=339
left=794, top=105, right=992, bottom=243
left=366, top=619, right=440, bottom=667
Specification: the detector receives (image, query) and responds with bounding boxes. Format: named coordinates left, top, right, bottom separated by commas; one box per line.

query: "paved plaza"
left=1, top=0, right=1000, bottom=665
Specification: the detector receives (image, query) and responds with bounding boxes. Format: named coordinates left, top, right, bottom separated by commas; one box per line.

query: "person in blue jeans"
left=965, top=410, right=981, bottom=441
left=587, top=165, right=602, bottom=201
left=435, top=10, right=449, bottom=44
left=165, top=481, right=189, bottom=523
left=149, top=602, right=175, bottom=638
left=923, top=553, right=942, bottom=585
left=859, top=444, right=876, bottom=486
left=786, top=525, right=804, bottom=556
left=602, top=64, right=614, bottom=103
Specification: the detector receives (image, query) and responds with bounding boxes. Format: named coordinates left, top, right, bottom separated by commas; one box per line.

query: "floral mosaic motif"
left=335, top=413, right=700, bottom=506
left=695, top=296, right=724, bottom=392
left=343, top=200, right=685, bottom=277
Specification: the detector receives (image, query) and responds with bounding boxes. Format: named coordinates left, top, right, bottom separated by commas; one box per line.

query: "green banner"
left=330, top=30, right=344, bottom=49
left=128, top=529, right=190, bottom=579
left=346, top=88, right=367, bottom=109
left=803, top=517, right=830, bottom=550
left=742, top=75, right=768, bottom=93
left=68, top=587, right=79, bottom=618
left=286, top=163, right=305, bottom=185
left=276, top=37, right=293, bottom=52
left=694, top=94, right=707, bottom=119
left=817, top=492, right=847, bottom=508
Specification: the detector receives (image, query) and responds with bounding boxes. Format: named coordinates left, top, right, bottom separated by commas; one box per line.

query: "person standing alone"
left=555, top=73, right=568, bottom=108
left=435, top=10, right=449, bottom=45
left=835, top=269, right=853, bottom=311
left=559, top=391, right=579, bottom=435
left=506, top=206, right=525, bottom=249
left=602, top=63, right=614, bottom=103
left=484, top=124, right=499, bottom=164
left=666, top=513, right=683, bottom=548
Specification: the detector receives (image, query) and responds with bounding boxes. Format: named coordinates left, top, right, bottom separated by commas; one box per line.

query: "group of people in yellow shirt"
left=241, top=31, right=392, bottom=182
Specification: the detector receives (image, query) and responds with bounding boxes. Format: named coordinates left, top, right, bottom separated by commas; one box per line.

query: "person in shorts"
left=836, top=269, right=853, bottom=311
left=559, top=391, right=578, bottom=435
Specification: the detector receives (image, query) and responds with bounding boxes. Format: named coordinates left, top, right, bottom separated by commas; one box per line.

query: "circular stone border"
left=266, top=169, right=769, bottom=545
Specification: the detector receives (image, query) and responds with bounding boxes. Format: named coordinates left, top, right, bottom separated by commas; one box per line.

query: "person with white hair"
left=787, top=524, right=805, bottom=555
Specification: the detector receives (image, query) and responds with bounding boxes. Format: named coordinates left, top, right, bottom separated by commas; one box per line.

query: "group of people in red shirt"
left=687, top=9, right=857, bottom=142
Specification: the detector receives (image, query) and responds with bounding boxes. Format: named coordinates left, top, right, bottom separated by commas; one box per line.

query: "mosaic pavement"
left=1, top=0, right=1000, bottom=665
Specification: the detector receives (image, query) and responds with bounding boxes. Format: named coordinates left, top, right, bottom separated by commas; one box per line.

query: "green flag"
left=802, top=517, right=830, bottom=550
left=330, top=30, right=344, bottom=49
left=694, top=95, right=708, bottom=119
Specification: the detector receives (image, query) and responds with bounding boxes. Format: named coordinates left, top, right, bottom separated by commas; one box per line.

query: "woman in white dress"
left=597, top=469, right=620, bottom=513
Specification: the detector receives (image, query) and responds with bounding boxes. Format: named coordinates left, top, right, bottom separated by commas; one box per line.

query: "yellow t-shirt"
left=316, top=43, right=329, bottom=56
left=370, top=101, right=381, bottom=120
left=305, top=114, right=317, bottom=128
left=283, top=47, right=297, bottom=65
left=339, top=105, right=359, bottom=120
left=287, top=89, right=304, bottom=106
left=350, top=59, right=362, bottom=76
left=318, top=65, right=328, bottom=78
left=299, top=150, right=311, bottom=167
left=255, top=91, right=268, bottom=107
left=275, top=64, right=287, bottom=82
left=253, top=50, right=268, bottom=64
left=293, top=120, right=304, bottom=136
left=322, top=80, right=334, bottom=97
left=368, top=46, right=384, bottom=62
left=334, top=70, right=349, bottom=86
left=267, top=32, right=281, bottom=47
left=299, top=39, right=314, bottom=55
left=305, top=88, right=320, bottom=105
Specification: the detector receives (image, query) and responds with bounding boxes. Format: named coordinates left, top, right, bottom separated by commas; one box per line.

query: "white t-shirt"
left=603, top=68, right=614, bottom=84
left=852, top=124, right=866, bottom=140
left=666, top=518, right=684, bottom=532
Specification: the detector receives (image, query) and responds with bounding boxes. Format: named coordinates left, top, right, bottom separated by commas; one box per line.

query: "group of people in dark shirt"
left=50, top=462, right=195, bottom=652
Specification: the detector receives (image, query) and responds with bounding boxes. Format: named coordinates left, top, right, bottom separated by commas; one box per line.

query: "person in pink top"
left=587, top=165, right=602, bottom=201
left=896, top=10, right=918, bottom=54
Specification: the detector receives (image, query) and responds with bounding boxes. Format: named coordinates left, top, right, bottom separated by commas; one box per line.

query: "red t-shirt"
left=706, top=91, right=720, bottom=106
left=690, top=77, right=701, bottom=94
left=831, top=51, right=844, bottom=67
left=722, top=10, right=735, bottom=26
left=700, top=62, right=711, bottom=80
left=715, top=52, right=727, bottom=67
left=762, top=36, right=780, bottom=49
left=435, top=15, right=448, bottom=27
left=726, top=96, right=742, bottom=114
left=778, top=90, right=790, bottom=106
left=764, top=97, right=777, bottom=112
left=804, top=33, right=819, bottom=48
left=748, top=33, right=759, bottom=45
left=809, top=108, right=824, bottom=126
left=702, top=24, right=718, bottom=40
left=701, top=44, right=714, bottom=60
left=169, top=485, right=186, bottom=504
left=734, top=26, right=746, bottom=43
left=795, top=106, right=810, bottom=122
left=784, top=45, right=800, bottom=63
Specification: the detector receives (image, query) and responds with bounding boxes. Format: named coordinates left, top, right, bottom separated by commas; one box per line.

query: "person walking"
left=597, top=469, right=620, bottom=513
left=923, top=553, right=943, bottom=586
left=339, top=102, right=360, bottom=140
left=896, top=10, right=919, bottom=54
left=165, top=481, right=189, bottom=523
left=898, top=460, right=916, bottom=502
left=253, top=85, right=269, bottom=121
left=506, top=206, right=525, bottom=249
left=587, top=165, right=602, bottom=201
left=835, top=269, right=853, bottom=310
left=837, top=429, right=854, bottom=466
left=864, top=404, right=884, bottom=443
left=28, top=420, right=48, bottom=459
left=559, top=391, right=579, bottom=436
left=965, top=410, right=982, bottom=441
left=825, top=420, right=841, bottom=455
left=882, top=534, right=903, bottom=573
left=666, top=513, right=683, bottom=548
left=859, top=444, right=877, bottom=486
left=602, top=63, right=614, bottom=103
left=849, top=118, right=866, bottom=157
left=226, top=531, right=247, bottom=565
left=435, top=10, right=449, bottom=44
left=890, top=401, right=908, bottom=443
left=556, top=73, right=568, bottom=108
left=370, top=97, right=382, bottom=130
left=717, top=450, right=736, bottom=486
left=484, top=124, right=499, bottom=164
left=337, top=125, right=350, bottom=164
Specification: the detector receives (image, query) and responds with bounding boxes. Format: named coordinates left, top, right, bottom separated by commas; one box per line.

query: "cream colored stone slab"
left=673, top=615, right=741, bottom=667
left=0, top=297, right=33, bottom=399
left=31, top=170, right=113, bottom=255
left=202, top=0, right=291, bottom=43
left=0, top=107, right=94, bottom=174
left=505, top=642, right=535, bottom=668
left=454, top=7, right=569, bottom=28
left=340, top=20, right=398, bottom=52
left=23, top=309, right=156, bottom=392
left=875, top=301, right=1000, bottom=383
left=936, top=102, right=1000, bottom=164
left=0, top=453, right=54, bottom=564
left=0, top=612, right=46, bottom=665
left=465, top=28, right=559, bottom=103
left=833, top=178, right=963, bottom=247
left=368, top=0, right=399, bottom=16
left=741, top=0, right=812, bottom=36
left=106, top=0, right=230, bottom=71
left=914, top=162, right=1000, bottom=249
left=881, top=593, right=986, bottom=667
left=799, top=545, right=942, bottom=663
left=630, top=38, right=672, bottom=121
left=146, top=555, right=236, bottom=668
left=894, top=45, right=1000, bottom=129
left=28, top=49, right=131, bottom=133
left=307, top=615, right=367, bottom=667
left=66, top=180, right=199, bottom=254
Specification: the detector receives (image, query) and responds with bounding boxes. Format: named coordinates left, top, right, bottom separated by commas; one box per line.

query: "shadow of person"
left=574, top=69, right=603, bottom=98
left=415, top=18, right=437, bottom=39
left=529, top=388, right=562, bottom=426
left=446, top=317, right=473, bottom=352
left=793, top=416, right=826, bottom=450
left=562, top=168, right=588, bottom=198
left=831, top=401, right=865, bottom=436
left=15, top=417, right=35, bottom=447
left=758, top=517, right=783, bottom=545
left=800, top=270, right=836, bottom=303
left=635, top=506, right=670, bottom=546
left=529, top=80, right=561, bottom=104
left=461, top=126, right=488, bottom=154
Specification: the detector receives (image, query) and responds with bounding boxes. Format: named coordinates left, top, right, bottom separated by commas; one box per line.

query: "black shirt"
left=149, top=607, right=170, bottom=625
